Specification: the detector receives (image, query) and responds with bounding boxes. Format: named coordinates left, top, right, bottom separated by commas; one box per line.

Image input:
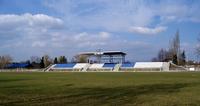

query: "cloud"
left=67, top=32, right=111, bottom=47
left=0, top=13, right=65, bottom=60
left=1, top=0, right=200, bottom=61
left=129, top=26, right=167, bottom=35
left=0, top=13, right=63, bottom=44
left=99, top=32, right=110, bottom=39
left=43, top=0, right=200, bottom=33
left=43, top=0, right=155, bottom=32
left=0, top=13, right=63, bottom=30
left=32, top=41, right=46, bottom=47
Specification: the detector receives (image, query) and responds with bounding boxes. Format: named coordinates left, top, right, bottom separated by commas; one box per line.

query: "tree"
left=179, top=50, right=186, bottom=65
left=58, top=56, right=67, bottom=63
left=40, top=57, right=45, bottom=68
left=0, top=55, right=12, bottom=69
left=157, top=48, right=167, bottom=62
left=74, top=55, right=88, bottom=63
left=30, top=56, right=41, bottom=64
left=54, top=57, right=58, bottom=64
left=152, top=48, right=168, bottom=62
left=196, top=33, right=200, bottom=60
left=172, top=54, right=178, bottom=65
left=43, top=55, right=52, bottom=68
left=152, top=30, right=185, bottom=65
left=169, top=30, right=181, bottom=65
left=151, top=57, right=158, bottom=62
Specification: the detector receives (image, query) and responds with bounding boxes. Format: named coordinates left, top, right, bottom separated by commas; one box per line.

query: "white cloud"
left=71, top=32, right=111, bottom=47
left=43, top=0, right=155, bottom=32
left=32, top=41, right=46, bottom=47
left=99, top=32, right=110, bottom=39
left=0, top=13, right=63, bottom=30
left=0, top=13, right=64, bottom=47
left=1, top=0, right=200, bottom=61
left=43, top=0, right=200, bottom=33
left=129, top=26, right=167, bottom=35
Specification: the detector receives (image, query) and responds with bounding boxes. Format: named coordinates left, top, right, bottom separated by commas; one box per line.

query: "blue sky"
left=0, top=0, right=200, bottom=62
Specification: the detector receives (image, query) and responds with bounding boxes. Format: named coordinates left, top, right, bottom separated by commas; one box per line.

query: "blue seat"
left=103, top=63, right=116, bottom=68
left=54, top=63, right=76, bottom=68
left=6, top=63, right=30, bottom=68
left=121, top=63, right=135, bottom=68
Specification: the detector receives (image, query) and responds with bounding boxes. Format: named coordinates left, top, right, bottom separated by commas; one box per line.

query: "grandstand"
left=48, top=62, right=170, bottom=72
left=46, top=51, right=171, bottom=72
left=89, top=63, right=104, bottom=71
left=120, top=63, right=135, bottom=71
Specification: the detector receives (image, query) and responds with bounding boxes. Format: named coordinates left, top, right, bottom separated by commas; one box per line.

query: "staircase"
left=113, top=64, right=121, bottom=72
left=81, top=64, right=91, bottom=72
left=43, top=64, right=56, bottom=72
left=169, top=61, right=188, bottom=71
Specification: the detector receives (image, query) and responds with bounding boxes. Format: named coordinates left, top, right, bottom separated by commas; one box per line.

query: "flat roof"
left=79, top=51, right=126, bottom=56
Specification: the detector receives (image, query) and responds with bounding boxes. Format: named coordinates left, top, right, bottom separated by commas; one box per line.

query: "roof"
left=6, top=63, right=30, bottom=68
left=79, top=51, right=126, bottom=56
left=134, top=62, right=167, bottom=68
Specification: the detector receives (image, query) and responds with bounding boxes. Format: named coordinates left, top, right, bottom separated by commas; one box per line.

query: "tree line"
left=0, top=54, right=89, bottom=69
left=152, top=30, right=186, bottom=65
left=32, top=55, right=68, bottom=68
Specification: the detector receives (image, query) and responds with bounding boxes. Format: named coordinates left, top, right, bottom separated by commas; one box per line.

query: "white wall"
left=134, top=62, right=169, bottom=71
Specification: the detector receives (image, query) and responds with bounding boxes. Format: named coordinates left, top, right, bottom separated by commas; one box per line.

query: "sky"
left=0, top=0, right=200, bottom=62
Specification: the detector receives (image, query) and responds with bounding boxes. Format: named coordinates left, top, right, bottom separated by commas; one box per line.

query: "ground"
left=0, top=72, right=200, bottom=106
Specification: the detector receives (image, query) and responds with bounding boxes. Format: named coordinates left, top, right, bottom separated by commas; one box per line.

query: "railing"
left=113, top=64, right=121, bottom=71
left=43, top=64, right=55, bottom=72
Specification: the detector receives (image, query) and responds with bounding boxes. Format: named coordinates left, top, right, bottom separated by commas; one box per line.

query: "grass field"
left=0, top=72, right=200, bottom=106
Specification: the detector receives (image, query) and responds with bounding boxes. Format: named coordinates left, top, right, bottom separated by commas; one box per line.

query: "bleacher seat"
left=121, top=63, right=135, bottom=69
left=89, top=63, right=104, bottom=69
left=103, top=63, right=116, bottom=69
left=53, top=63, right=76, bottom=69
left=6, top=63, right=30, bottom=68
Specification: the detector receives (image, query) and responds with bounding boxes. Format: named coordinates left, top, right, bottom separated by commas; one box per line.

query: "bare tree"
left=58, top=56, right=67, bottom=63
left=151, top=57, right=158, bottom=62
left=30, top=56, right=41, bottom=63
left=152, top=30, right=183, bottom=65
left=157, top=48, right=167, bottom=62
left=152, top=48, right=168, bottom=62
left=74, top=55, right=88, bottom=63
left=0, top=55, right=12, bottom=69
left=43, top=55, right=52, bottom=68
left=196, top=33, right=200, bottom=59
left=168, top=30, right=181, bottom=64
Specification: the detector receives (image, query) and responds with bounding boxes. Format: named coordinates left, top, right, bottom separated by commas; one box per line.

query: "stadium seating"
left=53, top=63, right=76, bottom=69
left=88, top=63, right=104, bottom=71
left=73, top=63, right=89, bottom=69
left=6, top=63, right=30, bottom=68
left=102, top=63, right=116, bottom=70
left=121, top=63, right=135, bottom=68
left=103, top=63, right=116, bottom=68
left=49, top=62, right=170, bottom=71
left=73, top=63, right=90, bottom=71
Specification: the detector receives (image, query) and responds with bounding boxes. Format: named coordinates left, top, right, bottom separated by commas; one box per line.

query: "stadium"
left=44, top=50, right=171, bottom=72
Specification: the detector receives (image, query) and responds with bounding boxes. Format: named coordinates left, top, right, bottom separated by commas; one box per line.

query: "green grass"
left=0, top=72, right=200, bottom=106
